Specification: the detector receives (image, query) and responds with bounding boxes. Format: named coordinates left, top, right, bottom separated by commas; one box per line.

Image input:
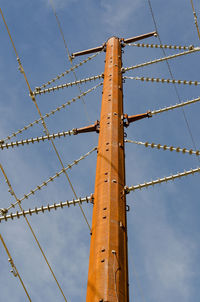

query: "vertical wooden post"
left=86, top=37, right=129, bottom=302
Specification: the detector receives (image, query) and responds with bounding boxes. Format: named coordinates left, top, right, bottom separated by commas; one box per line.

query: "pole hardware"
left=120, top=31, right=157, bottom=47
left=0, top=208, right=8, bottom=215
left=71, top=31, right=157, bottom=59
left=124, top=186, right=130, bottom=194
left=72, top=120, right=100, bottom=135
left=8, top=258, right=18, bottom=277
left=89, top=193, right=94, bottom=204
left=123, top=111, right=152, bottom=127
left=71, top=43, right=106, bottom=59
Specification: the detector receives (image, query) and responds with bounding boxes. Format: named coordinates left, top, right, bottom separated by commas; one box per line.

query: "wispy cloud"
left=46, top=0, right=78, bottom=10
left=99, top=0, right=141, bottom=30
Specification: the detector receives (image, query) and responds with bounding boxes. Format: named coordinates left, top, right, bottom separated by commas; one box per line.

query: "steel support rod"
left=86, top=37, right=129, bottom=302
left=71, top=31, right=156, bottom=58
left=123, top=31, right=157, bottom=44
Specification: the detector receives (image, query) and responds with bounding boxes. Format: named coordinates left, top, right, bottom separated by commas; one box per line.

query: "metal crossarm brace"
left=71, top=31, right=157, bottom=58
left=123, top=111, right=152, bottom=127
left=73, top=120, right=100, bottom=134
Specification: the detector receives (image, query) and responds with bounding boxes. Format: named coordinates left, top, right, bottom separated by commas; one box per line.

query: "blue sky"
left=0, top=0, right=200, bottom=301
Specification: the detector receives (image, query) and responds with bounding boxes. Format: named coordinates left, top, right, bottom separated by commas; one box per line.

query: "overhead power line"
left=49, top=0, right=95, bottom=125
left=0, top=163, right=68, bottom=302
left=147, top=0, right=200, bottom=164
left=0, top=196, right=93, bottom=222
left=125, top=166, right=200, bottom=193
left=125, top=139, right=200, bottom=156
left=1, top=83, right=102, bottom=144
left=190, top=0, right=200, bottom=40
left=0, top=233, right=32, bottom=301
left=2, top=94, right=199, bottom=151
left=0, top=7, right=92, bottom=232
left=4, top=147, right=97, bottom=213
left=35, top=51, right=101, bottom=91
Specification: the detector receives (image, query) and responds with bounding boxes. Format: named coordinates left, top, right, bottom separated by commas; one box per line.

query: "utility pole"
left=86, top=37, right=128, bottom=302
left=71, top=31, right=156, bottom=302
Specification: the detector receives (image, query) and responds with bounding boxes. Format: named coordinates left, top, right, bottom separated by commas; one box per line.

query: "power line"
left=0, top=163, right=68, bottom=301
left=147, top=0, right=200, bottom=164
left=4, top=147, right=97, bottom=212
left=0, top=7, right=92, bottom=232
left=0, top=233, right=32, bottom=301
left=190, top=0, right=200, bottom=40
left=35, top=51, right=101, bottom=91
left=49, top=0, right=95, bottom=125
left=1, top=83, right=102, bottom=144
left=2, top=92, right=197, bottom=151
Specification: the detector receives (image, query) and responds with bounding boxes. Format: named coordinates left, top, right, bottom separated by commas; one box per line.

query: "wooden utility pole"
left=71, top=31, right=156, bottom=302
left=86, top=37, right=128, bottom=302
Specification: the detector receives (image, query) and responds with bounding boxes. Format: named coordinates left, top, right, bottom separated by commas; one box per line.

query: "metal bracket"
left=8, top=258, right=18, bottom=277
left=0, top=208, right=8, bottom=215
left=124, top=186, right=130, bottom=194
left=71, top=31, right=157, bottom=58
left=123, top=111, right=152, bottom=127
left=72, top=120, right=100, bottom=135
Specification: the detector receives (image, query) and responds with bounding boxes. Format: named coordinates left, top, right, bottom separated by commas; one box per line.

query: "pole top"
left=71, top=31, right=157, bottom=59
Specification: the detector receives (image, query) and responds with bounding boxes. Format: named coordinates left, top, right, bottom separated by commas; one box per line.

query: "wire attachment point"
left=8, top=258, right=18, bottom=277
